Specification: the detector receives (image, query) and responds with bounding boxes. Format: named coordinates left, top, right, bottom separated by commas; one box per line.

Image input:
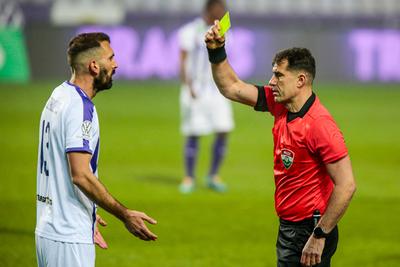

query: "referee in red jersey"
left=205, top=22, right=356, bottom=267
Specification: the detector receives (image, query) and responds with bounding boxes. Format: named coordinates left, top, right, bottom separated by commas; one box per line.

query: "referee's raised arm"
left=205, top=20, right=258, bottom=107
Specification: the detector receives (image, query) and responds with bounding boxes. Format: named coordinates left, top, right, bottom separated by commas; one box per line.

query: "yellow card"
left=219, top=11, right=231, bottom=37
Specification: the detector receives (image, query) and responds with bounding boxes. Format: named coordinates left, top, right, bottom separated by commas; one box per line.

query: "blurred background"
left=2, top=0, right=400, bottom=82
left=0, top=1, right=399, bottom=267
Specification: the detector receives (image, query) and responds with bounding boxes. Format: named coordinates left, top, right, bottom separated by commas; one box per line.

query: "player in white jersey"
left=178, top=0, right=234, bottom=194
left=35, top=32, right=157, bottom=267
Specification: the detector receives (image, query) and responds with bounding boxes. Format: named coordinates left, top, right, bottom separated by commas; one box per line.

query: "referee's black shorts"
left=276, top=218, right=338, bottom=267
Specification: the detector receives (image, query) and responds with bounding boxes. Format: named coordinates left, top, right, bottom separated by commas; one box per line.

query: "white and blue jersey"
left=178, top=17, right=216, bottom=96
left=178, top=17, right=234, bottom=136
left=35, top=81, right=100, bottom=244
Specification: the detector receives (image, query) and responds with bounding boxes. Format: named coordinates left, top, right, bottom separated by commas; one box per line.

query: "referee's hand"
left=301, top=235, right=325, bottom=267
left=205, top=20, right=225, bottom=50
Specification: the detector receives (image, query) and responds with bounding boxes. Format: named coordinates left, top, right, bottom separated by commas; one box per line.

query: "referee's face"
left=269, top=60, right=299, bottom=103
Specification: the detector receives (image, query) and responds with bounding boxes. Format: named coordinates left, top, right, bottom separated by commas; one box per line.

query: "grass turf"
left=0, top=81, right=399, bottom=266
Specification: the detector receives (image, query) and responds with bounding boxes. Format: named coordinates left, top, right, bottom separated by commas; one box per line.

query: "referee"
left=205, top=22, right=356, bottom=267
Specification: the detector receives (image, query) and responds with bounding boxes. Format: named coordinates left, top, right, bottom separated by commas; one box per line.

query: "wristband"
left=207, top=45, right=227, bottom=64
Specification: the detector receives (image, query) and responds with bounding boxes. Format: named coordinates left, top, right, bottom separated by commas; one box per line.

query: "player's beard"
left=93, top=67, right=114, bottom=93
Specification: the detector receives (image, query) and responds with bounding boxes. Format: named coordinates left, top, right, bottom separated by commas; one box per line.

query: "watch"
left=313, top=227, right=330, bottom=239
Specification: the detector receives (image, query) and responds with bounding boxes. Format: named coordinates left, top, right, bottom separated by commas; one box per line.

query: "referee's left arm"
left=318, top=155, right=356, bottom=233
left=301, top=155, right=356, bottom=266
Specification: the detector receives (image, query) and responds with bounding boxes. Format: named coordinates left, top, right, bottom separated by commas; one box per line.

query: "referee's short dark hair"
left=273, top=47, right=316, bottom=82
left=67, top=32, right=110, bottom=71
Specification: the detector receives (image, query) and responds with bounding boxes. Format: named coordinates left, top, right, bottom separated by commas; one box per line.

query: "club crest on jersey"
left=281, top=148, right=294, bottom=169
left=81, top=120, right=92, bottom=140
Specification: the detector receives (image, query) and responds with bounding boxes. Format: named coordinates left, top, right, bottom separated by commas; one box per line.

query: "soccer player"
left=35, top=32, right=157, bottom=267
left=205, top=22, right=356, bottom=267
left=178, top=0, right=234, bottom=194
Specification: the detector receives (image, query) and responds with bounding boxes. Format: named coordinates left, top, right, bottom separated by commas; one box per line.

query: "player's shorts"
left=180, top=86, right=234, bottom=136
left=35, top=235, right=95, bottom=267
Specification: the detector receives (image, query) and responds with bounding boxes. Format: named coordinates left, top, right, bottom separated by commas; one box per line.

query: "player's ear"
left=89, top=60, right=100, bottom=76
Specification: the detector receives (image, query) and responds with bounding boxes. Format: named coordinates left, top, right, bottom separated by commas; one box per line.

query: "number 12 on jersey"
left=39, top=120, right=50, bottom=177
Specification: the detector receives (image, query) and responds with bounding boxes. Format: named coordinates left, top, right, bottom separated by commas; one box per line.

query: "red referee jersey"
left=255, top=86, right=348, bottom=222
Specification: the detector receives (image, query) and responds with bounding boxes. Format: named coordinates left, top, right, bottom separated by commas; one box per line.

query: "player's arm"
left=301, top=155, right=356, bottom=266
left=179, top=49, right=196, bottom=98
left=67, top=151, right=157, bottom=241
left=205, top=20, right=258, bottom=106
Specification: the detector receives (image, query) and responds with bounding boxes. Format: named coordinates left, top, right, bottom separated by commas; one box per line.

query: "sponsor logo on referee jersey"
left=281, top=148, right=294, bottom=169
left=81, top=120, right=92, bottom=140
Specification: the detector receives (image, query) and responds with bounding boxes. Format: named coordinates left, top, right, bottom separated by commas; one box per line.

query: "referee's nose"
left=269, top=75, right=277, bottom=86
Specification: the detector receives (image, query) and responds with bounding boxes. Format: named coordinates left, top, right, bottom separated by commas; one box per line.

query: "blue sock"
left=209, top=134, right=227, bottom=177
left=184, top=136, right=199, bottom=178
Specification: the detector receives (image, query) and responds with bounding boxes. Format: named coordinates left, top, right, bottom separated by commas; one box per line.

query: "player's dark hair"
left=67, top=32, right=110, bottom=70
left=204, top=0, right=225, bottom=12
left=272, top=47, right=316, bottom=81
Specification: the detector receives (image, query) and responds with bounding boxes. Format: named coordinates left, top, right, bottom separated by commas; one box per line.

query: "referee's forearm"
left=318, top=183, right=356, bottom=232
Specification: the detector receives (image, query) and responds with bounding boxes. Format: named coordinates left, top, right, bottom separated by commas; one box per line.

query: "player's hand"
left=94, top=214, right=108, bottom=249
left=205, top=20, right=225, bottom=49
left=300, top=235, right=325, bottom=267
left=123, top=210, right=158, bottom=241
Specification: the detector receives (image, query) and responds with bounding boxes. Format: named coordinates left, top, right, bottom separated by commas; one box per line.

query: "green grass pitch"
left=0, top=81, right=399, bottom=266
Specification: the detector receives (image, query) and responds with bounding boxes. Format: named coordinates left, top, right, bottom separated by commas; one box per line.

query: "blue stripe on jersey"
left=66, top=81, right=94, bottom=152
left=90, top=139, right=100, bottom=173
left=67, top=81, right=98, bottom=242
left=91, top=203, right=96, bottom=243
left=65, top=147, right=93, bottom=154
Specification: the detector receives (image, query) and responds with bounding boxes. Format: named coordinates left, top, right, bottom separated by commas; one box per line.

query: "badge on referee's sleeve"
left=281, top=148, right=294, bottom=169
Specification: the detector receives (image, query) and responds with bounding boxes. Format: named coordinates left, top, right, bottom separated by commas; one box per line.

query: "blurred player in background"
left=205, top=22, right=356, bottom=267
left=178, top=0, right=234, bottom=194
left=35, top=32, right=157, bottom=267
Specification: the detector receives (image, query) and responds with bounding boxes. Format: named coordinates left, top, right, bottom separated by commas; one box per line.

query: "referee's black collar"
left=287, top=92, right=316, bottom=123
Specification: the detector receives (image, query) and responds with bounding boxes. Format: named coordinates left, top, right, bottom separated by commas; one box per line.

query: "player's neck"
left=69, top=75, right=96, bottom=100
left=285, top=89, right=313, bottom=113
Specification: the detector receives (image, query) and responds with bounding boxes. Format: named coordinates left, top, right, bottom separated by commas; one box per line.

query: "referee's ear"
left=297, top=72, right=308, bottom=88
